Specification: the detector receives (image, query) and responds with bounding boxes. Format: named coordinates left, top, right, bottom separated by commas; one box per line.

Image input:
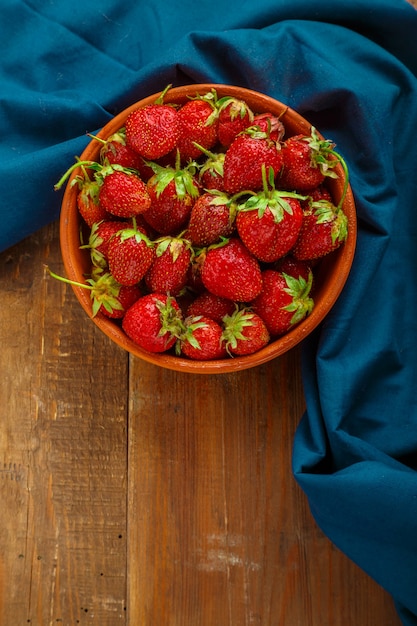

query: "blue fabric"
left=2, top=0, right=417, bottom=622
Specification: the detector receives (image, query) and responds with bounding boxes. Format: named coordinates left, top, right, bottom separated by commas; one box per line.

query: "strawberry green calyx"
left=155, top=295, right=185, bottom=342
left=238, top=190, right=304, bottom=222
left=332, top=208, right=349, bottom=244
left=45, top=266, right=124, bottom=317
left=71, top=160, right=101, bottom=203
left=144, top=151, right=200, bottom=200
left=189, top=88, right=218, bottom=106
left=281, top=271, right=314, bottom=325
left=175, top=315, right=209, bottom=354
left=310, top=199, right=349, bottom=245
left=193, top=142, right=225, bottom=174
left=237, top=165, right=307, bottom=222
left=200, top=153, right=225, bottom=181
left=305, top=127, right=349, bottom=209
left=96, top=161, right=138, bottom=179
left=241, top=124, right=271, bottom=142
left=216, top=96, right=254, bottom=123
left=303, top=127, right=338, bottom=176
left=86, top=273, right=125, bottom=317
left=154, top=233, right=193, bottom=262
left=80, top=220, right=107, bottom=268
left=188, top=89, right=219, bottom=125
left=201, top=188, right=239, bottom=220
left=107, top=129, right=128, bottom=144
left=54, top=157, right=140, bottom=191
left=117, top=217, right=154, bottom=249
left=76, top=176, right=101, bottom=202
left=221, top=306, right=255, bottom=353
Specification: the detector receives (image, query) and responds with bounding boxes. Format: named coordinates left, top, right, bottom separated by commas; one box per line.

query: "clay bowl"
left=59, top=84, right=356, bottom=374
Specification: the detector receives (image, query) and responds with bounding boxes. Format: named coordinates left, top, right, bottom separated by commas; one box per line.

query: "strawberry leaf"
left=155, top=295, right=184, bottom=340
left=311, top=200, right=337, bottom=223
left=221, top=307, right=255, bottom=351
left=281, top=271, right=314, bottom=325
left=153, top=168, right=176, bottom=196
left=331, top=209, right=349, bottom=244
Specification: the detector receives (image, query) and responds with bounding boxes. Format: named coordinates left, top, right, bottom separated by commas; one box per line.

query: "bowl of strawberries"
left=56, top=83, right=356, bottom=373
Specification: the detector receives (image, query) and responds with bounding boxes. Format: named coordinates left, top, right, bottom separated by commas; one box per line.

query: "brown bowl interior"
left=59, top=84, right=357, bottom=374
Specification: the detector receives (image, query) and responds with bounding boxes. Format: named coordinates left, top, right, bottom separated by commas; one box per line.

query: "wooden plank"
left=127, top=356, right=402, bottom=625
left=0, top=222, right=129, bottom=625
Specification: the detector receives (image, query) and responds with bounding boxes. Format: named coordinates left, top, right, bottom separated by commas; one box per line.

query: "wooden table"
left=0, top=220, right=403, bottom=625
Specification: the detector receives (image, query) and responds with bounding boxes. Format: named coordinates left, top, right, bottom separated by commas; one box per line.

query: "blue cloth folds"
left=2, top=1, right=417, bottom=623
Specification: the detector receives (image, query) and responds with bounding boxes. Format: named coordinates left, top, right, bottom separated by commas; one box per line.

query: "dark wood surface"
left=0, top=220, right=403, bottom=624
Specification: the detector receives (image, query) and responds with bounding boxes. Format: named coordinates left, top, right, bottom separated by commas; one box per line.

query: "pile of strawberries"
left=54, top=86, right=349, bottom=360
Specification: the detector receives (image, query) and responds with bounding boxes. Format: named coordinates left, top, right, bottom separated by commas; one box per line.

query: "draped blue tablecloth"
left=2, top=1, right=417, bottom=623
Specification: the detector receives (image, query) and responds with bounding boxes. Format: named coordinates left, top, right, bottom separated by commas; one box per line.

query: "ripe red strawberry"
left=193, top=144, right=226, bottom=191
left=274, top=255, right=313, bottom=284
left=179, top=315, right=227, bottom=360
left=143, top=158, right=200, bottom=235
left=124, top=86, right=180, bottom=160
left=107, top=221, right=155, bottom=286
left=251, top=269, right=314, bottom=336
left=83, top=219, right=129, bottom=268
left=176, top=97, right=218, bottom=161
left=186, top=191, right=237, bottom=246
left=97, top=164, right=152, bottom=218
left=236, top=167, right=304, bottom=262
left=99, top=282, right=142, bottom=319
left=90, top=129, right=145, bottom=171
left=145, top=235, right=192, bottom=295
left=66, top=161, right=107, bottom=227
left=279, top=127, right=343, bottom=192
left=236, top=194, right=303, bottom=262
left=122, top=293, right=184, bottom=353
left=186, top=249, right=206, bottom=294
left=221, top=307, right=270, bottom=356
left=223, top=128, right=283, bottom=194
left=252, top=112, right=285, bottom=142
left=216, top=96, right=254, bottom=147
left=292, top=199, right=348, bottom=260
left=76, top=177, right=109, bottom=228
left=201, top=238, right=263, bottom=302
left=54, top=159, right=109, bottom=227
left=186, top=291, right=235, bottom=323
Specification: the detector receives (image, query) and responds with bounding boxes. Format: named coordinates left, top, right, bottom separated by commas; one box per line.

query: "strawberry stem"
left=45, top=265, right=92, bottom=290
left=155, top=84, right=173, bottom=105
left=54, top=159, right=100, bottom=190
left=192, top=142, right=217, bottom=159
left=87, top=133, right=107, bottom=145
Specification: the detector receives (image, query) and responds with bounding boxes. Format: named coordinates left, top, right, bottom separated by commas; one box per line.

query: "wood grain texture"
left=127, top=358, right=401, bottom=625
left=0, top=223, right=129, bottom=625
